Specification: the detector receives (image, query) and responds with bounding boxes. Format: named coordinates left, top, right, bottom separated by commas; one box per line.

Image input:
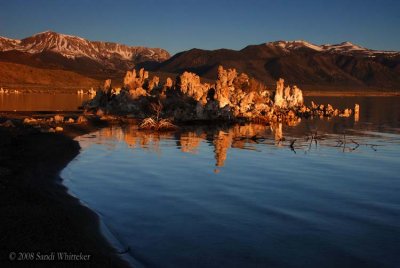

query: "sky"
left=0, top=0, right=399, bottom=55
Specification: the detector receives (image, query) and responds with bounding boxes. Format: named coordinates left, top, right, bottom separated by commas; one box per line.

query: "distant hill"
left=149, top=41, right=400, bottom=91
left=0, top=62, right=101, bottom=90
left=0, top=31, right=170, bottom=89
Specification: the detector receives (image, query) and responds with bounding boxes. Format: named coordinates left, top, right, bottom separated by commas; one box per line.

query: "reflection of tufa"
left=89, top=122, right=377, bottom=172
left=272, top=123, right=283, bottom=144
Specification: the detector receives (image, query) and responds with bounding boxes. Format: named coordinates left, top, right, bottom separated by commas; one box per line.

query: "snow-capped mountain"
left=1, top=33, right=399, bottom=90
left=153, top=40, right=400, bottom=89
left=0, top=31, right=170, bottom=67
left=0, top=36, right=22, bottom=50
left=267, top=40, right=399, bottom=57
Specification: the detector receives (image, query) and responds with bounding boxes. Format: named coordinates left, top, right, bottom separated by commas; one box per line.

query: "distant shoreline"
left=303, top=91, right=400, bottom=97
left=1, top=84, right=399, bottom=97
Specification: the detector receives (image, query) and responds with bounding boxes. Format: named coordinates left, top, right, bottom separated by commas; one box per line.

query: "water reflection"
left=78, top=118, right=397, bottom=171
left=74, top=96, right=400, bottom=170
left=87, top=125, right=271, bottom=167
left=305, top=96, right=400, bottom=128
left=65, top=102, right=400, bottom=268
left=0, top=93, right=89, bottom=111
left=179, top=131, right=204, bottom=154
left=272, top=122, right=283, bottom=143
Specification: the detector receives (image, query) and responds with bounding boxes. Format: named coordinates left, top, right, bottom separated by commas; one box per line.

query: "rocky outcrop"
left=215, top=66, right=236, bottom=108
left=165, top=77, right=173, bottom=89
left=178, top=71, right=210, bottom=102
left=83, top=66, right=355, bottom=124
left=123, top=68, right=149, bottom=99
left=354, top=104, right=360, bottom=122
left=173, top=66, right=272, bottom=121
left=273, top=78, right=303, bottom=108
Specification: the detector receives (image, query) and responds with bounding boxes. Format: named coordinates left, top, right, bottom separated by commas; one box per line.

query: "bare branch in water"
left=289, top=139, right=296, bottom=154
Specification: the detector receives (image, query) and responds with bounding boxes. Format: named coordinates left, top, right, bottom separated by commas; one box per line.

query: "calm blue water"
left=62, top=97, right=400, bottom=268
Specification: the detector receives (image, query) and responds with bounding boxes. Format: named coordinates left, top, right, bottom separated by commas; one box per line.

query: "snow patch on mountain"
left=272, top=40, right=324, bottom=51
left=267, top=40, right=399, bottom=56
left=0, top=36, right=22, bottom=50
left=0, top=31, right=170, bottom=64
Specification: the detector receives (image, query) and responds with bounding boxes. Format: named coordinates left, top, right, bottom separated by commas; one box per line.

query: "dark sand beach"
left=0, top=113, right=130, bottom=267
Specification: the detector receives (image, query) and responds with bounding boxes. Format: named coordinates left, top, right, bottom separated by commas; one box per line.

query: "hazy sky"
left=0, top=0, right=399, bottom=55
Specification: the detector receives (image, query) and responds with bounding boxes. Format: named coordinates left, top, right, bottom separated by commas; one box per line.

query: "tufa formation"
left=83, top=66, right=353, bottom=125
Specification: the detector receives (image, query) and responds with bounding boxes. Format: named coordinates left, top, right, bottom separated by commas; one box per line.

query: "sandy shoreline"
left=0, top=113, right=131, bottom=267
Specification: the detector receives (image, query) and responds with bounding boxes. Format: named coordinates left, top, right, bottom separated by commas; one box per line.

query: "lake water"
left=0, top=93, right=89, bottom=111
left=61, top=97, right=400, bottom=268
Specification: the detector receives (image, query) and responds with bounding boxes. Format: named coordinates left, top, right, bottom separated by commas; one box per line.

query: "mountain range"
left=151, top=40, right=400, bottom=90
left=0, top=31, right=169, bottom=89
left=1, top=32, right=399, bottom=91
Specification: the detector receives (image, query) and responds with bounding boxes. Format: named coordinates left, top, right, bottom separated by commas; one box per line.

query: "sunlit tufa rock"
left=354, top=104, right=360, bottom=122
left=274, top=78, right=285, bottom=108
left=339, top=108, right=352, bottom=117
left=23, top=118, right=38, bottom=124
left=77, top=115, right=88, bottom=123
left=82, top=66, right=354, bottom=124
left=54, top=115, right=64, bottom=123
left=165, top=77, right=173, bottom=88
left=103, top=79, right=112, bottom=93
left=179, top=71, right=210, bottom=101
left=214, top=66, right=236, bottom=108
left=273, top=79, right=303, bottom=108
left=149, top=76, right=160, bottom=91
